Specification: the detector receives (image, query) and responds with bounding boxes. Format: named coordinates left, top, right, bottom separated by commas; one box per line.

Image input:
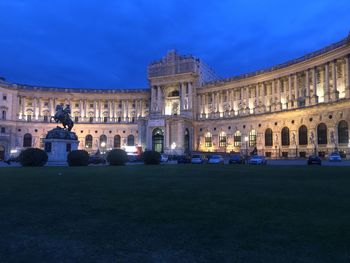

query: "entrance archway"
left=0, top=145, right=5, bottom=161
left=152, top=128, right=164, bottom=153
left=184, top=129, right=190, bottom=154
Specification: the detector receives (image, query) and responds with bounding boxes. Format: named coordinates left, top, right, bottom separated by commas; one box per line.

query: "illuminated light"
left=101, top=142, right=106, bottom=147
left=10, top=149, right=18, bottom=154
left=244, top=136, right=248, bottom=142
left=123, top=146, right=138, bottom=155
left=171, top=142, right=176, bottom=150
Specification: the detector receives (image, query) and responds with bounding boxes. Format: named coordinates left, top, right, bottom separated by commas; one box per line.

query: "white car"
left=329, top=152, right=341, bottom=162
left=191, top=154, right=203, bottom=164
left=248, top=155, right=267, bottom=165
left=208, top=155, right=224, bottom=164
left=161, top=154, right=169, bottom=162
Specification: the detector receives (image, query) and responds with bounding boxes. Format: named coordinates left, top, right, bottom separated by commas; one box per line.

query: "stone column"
left=21, top=96, right=26, bottom=119
left=344, top=56, right=350, bottom=98
left=84, top=100, right=88, bottom=119
left=275, top=79, right=282, bottom=111
left=151, top=86, right=156, bottom=111
left=271, top=80, right=276, bottom=111
left=288, top=75, right=293, bottom=109
left=125, top=100, right=129, bottom=122
left=94, top=101, right=98, bottom=121
left=188, top=82, right=193, bottom=109
left=38, top=97, right=42, bottom=119
left=305, top=69, right=310, bottom=106
left=294, top=74, right=299, bottom=108
left=33, top=97, right=38, bottom=120
left=330, top=60, right=339, bottom=101
left=324, top=63, right=330, bottom=103
left=311, top=67, right=318, bottom=104
left=261, top=83, right=266, bottom=113
left=157, top=86, right=162, bottom=113
left=108, top=100, right=112, bottom=122
left=112, top=100, right=116, bottom=121
left=79, top=100, right=83, bottom=121
left=245, top=87, right=250, bottom=114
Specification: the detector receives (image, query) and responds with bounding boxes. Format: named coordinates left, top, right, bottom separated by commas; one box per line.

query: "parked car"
left=229, top=154, right=244, bottom=164
left=307, top=155, right=322, bottom=165
left=161, top=154, right=169, bottom=162
left=248, top=155, right=267, bottom=165
left=329, top=152, right=341, bottom=162
left=208, top=155, right=224, bottom=164
left=177, top=155, right=191, bottom=164
left=88, top=155, right=106, bottom=165
left=191, top=154, right=204, bottom=164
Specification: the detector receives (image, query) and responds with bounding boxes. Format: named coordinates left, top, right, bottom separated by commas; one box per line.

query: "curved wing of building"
left=1, top=34, right=349, bottom=160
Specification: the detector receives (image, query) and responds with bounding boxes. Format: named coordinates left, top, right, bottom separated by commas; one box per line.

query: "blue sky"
left=0, top=0, right=349, bottom=89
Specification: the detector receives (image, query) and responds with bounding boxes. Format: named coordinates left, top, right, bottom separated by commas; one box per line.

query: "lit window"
left=234, top=131, right=241, bottom=147
left=205, top=132, right=212, bottom=147
left=219, top=132, right=227, bottom=147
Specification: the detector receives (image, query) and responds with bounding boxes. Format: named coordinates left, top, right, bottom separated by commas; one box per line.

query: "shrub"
left=19, top=148, right=48, bottom=167
left=143, top=150, right=161, bottom=165
left=106, top=149, right=128, bottom=166
left=67, top=150, right=89, bottom=166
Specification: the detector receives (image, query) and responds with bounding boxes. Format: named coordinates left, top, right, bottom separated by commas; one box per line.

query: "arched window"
left=265, top=128, right=273, bottom=146
left=152, top=128, right=164, bottom=152
left=338, top=120, right=349, bottom=144
left=85, top=135, right=93, bottom=149
left=100, top=135, right=107, bottom=148
left=234, top=131, right=241, bottom=147
left=23, top=133, right=32, bottom=147
left=114, top=135, right=121, bottom=148
left=317, top=123, right=327, bottom=145
left=127, top=135, right=134, bottom=146
left=205, top=132, right=212, bottom=147
left=298, top=125, right=308, bottom=145
left=281, top=127, right=290, bottom=146
left=2, top=110, right=6, bottom=120
left=249, top=130, right=256, bottom=147
left=219, top=132, right=227, bottom=147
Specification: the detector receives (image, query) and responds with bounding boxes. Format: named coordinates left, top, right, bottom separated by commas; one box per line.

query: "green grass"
left=0, top=165, right=350, bottom=262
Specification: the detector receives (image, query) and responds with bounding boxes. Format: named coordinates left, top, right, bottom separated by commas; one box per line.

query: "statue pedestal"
left=44, top=127, right=79, bottom=165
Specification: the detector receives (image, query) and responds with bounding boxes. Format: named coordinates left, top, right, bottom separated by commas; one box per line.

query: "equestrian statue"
left=51, top=104, right=74, bottom=131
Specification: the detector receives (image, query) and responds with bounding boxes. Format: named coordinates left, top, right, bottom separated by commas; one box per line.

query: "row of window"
left=22, top=133, right=136, bottom=148
left=84, top=134, right=135, bottom=148
left=24, top=102, right=145, bottom=109
left=204, top=121, right=349, bottom=147
left=23, top=115, right=137, bottom=123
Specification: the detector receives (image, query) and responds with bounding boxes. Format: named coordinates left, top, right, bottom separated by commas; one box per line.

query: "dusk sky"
left=0, top=0, right=349, bottom=89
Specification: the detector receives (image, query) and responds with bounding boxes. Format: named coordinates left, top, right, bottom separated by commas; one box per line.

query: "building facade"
left=1, top=35, right=350, bottom=160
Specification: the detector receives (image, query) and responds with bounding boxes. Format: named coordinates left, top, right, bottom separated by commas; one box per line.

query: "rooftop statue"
left=51, top=104, right=74, bottom=131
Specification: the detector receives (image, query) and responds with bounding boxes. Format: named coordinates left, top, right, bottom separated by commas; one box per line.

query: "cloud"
left=0, top=0, right=349, bottom=88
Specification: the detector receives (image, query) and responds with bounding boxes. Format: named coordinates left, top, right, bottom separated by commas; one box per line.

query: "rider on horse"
left=52, top=104, right=74, bottom=131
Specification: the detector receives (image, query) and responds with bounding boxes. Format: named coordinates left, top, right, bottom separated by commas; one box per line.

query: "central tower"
left=145, top=50, right=218, bottom=155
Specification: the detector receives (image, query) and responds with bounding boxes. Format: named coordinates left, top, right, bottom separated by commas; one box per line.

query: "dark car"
left=229, top=154, right=244, bottom=164
left=177, top=155, right=191, bottom=164
left=88, top=155, right=106, bottom=165
left=307, top=155, right=322, bottom=165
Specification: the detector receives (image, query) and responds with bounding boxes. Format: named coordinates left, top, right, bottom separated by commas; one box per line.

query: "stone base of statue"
left=44, top=127, right=79, bottom=165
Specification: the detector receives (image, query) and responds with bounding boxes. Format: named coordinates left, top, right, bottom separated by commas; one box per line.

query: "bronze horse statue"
left=51, top=104, right=74, bottom=131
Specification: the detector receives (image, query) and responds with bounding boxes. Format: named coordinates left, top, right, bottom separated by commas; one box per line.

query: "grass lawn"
left=0, top=165, right=349, bottom=263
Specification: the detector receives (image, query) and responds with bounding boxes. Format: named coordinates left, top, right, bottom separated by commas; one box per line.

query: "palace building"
left=1, top=34, right=350, bottom=160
